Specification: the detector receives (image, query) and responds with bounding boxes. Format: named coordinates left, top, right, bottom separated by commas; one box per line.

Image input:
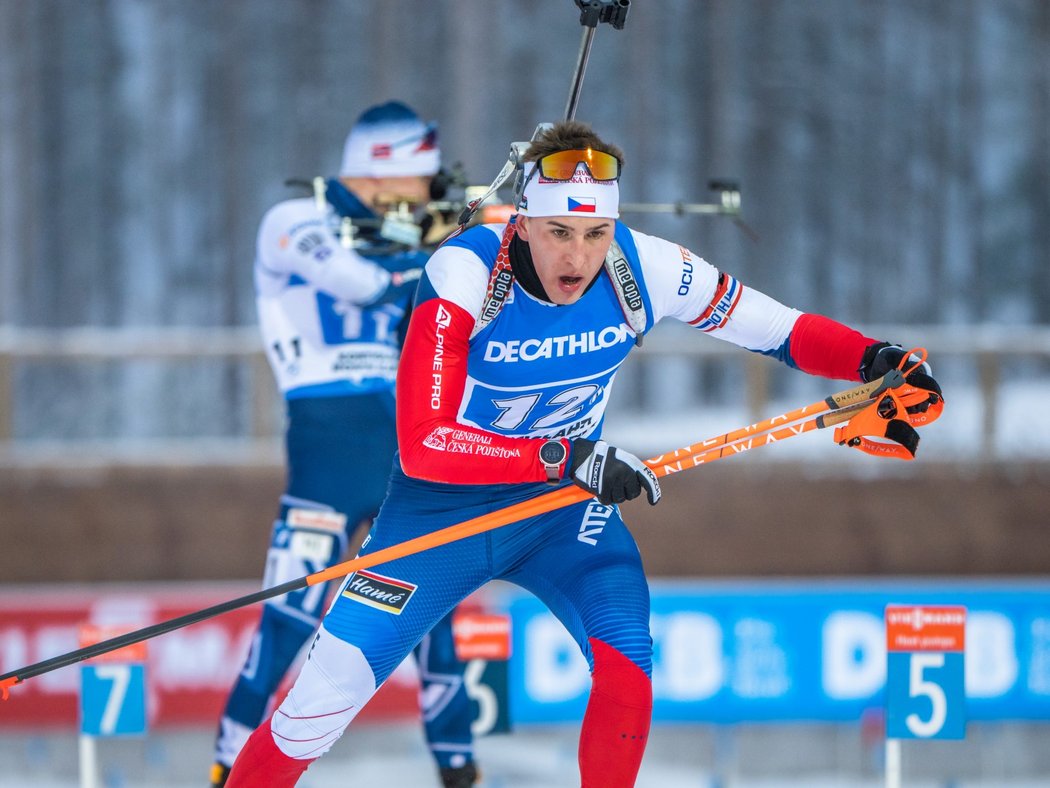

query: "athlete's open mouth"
left=560, top=275, right=583, bottom=286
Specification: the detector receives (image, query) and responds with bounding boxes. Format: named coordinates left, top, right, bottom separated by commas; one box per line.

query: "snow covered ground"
left=3, top=721, right=1049, bottom=788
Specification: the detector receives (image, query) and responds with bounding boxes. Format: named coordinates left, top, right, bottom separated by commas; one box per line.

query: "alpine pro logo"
left=431, top=303, right=453, bottom=409
left=435, top=304, right=452, bottom=328
left=342, top=569, right=417, bottom=614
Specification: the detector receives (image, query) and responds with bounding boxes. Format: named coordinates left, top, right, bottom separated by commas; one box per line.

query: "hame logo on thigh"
left=342, top=569, right=418, bottom=614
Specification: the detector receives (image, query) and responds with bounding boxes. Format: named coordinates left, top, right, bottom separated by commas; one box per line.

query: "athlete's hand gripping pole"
left=0, top=367, right=918, bottom=699
left=834, top=347, right=944, bottom=459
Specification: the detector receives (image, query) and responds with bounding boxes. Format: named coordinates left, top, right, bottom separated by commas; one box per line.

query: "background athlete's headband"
left=518, top=162, right=620, bottom=219
left=340, top=101, right=441, bottom=178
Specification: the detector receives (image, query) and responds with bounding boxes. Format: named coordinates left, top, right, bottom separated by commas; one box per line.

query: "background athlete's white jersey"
left=254, top=196, right=414, bottom=398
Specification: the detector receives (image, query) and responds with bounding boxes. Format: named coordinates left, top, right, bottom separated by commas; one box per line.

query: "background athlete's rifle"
left=282, top=165, right=473, bottom=252
left=284, top=171, right=756, bottom=252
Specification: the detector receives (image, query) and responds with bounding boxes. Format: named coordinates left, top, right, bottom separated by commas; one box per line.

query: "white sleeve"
left=256, top=199, right=392, bottom=305
left=630, top=227, right=721, bottom=323
left=421, top=232, right=496, bottom=319
left=632, top=227, right=802, bottom=353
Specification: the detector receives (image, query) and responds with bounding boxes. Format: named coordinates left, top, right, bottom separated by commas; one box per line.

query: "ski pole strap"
left=897, top=371, right=945, bottom=428
left=833, top=379, right=944, bottom=460
left=834, top=403, right=921, bottom=460
left=834, top=389, right=920, bottom=460
left=892, top=348, right=944, bottom=418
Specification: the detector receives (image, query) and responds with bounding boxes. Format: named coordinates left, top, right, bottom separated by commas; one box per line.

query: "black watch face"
left=540, top=440, right=566, bottom=465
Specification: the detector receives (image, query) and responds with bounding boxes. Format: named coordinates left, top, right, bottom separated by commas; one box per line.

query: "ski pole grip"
left=816, top=401, right=871, bottom=429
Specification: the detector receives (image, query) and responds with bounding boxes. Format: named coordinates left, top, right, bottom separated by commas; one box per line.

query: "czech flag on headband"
left=567, top=196, right=596, bottom=213
left=371, top=144, right=392, bottom=159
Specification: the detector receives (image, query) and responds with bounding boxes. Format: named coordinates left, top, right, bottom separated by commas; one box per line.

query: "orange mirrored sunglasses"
left=535, top=148, right=620, bottom=181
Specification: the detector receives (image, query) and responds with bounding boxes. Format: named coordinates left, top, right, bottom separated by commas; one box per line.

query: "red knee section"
left=578, top=638, right=653, bottom=788
left=225, top=721, right=314, bottom=787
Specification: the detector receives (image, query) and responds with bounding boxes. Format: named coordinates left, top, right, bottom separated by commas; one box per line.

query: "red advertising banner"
left=453, top=613, right=512, bottom=661
left=0, top=584, right=423, bottom=728
left=78, top=624, right=149, bottom=664
left=885, top=605, right=967, bottom=653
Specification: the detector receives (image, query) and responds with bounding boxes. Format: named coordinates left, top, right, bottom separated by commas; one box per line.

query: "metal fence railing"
left=1, top=324, right=1048, bottom=463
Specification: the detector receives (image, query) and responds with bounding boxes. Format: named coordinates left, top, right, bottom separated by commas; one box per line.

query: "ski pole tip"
left=0, top=676, right=19, bottom=700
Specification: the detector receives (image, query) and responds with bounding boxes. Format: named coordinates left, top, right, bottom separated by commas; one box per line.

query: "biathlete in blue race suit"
left=210, top=102, right=478, bottom=788
left=226, top=121, right=942, bottom=787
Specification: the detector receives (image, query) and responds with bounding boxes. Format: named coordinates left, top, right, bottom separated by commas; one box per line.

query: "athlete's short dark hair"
left=523, top=121, right=625, bottom=167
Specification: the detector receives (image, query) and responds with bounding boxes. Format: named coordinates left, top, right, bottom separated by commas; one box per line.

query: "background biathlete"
left=210, top=101, right=478, bottom=788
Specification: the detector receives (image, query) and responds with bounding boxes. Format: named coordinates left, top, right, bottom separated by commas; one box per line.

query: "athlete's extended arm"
left=636, top=228, right=941, bottom=403
left=257, top=201, right=411, bottom=306
left=635, top=230, right=877, bottom=380
left=715, top=288, right=941, bottom=406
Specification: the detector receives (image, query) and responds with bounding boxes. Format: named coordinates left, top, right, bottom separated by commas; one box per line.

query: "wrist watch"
left=539, top=439, right=568, bottom=485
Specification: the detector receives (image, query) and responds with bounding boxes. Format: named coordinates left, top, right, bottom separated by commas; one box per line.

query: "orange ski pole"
left=251, top=371, right=906, bottom=592
left=0, top=370, right=904, bottom=698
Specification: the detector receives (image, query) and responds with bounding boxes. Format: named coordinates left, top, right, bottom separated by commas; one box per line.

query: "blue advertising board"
left=885, top=605, right=967, bottom=739
left=80, top=663, right=148, bottom=736
left=505, top=581, right=1050, bottom=724
left=886, top=651, right=966, bottom=738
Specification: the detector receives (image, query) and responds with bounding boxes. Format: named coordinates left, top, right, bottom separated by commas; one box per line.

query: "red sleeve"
left=396, top=297, right=562, bottom=484
left=788, top=313, right=876, bottom=382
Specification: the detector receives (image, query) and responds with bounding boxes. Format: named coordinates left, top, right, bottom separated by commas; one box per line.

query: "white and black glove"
left=860, top=342, right=942, bottom=413
left=570, top=439, right=661, bottom=506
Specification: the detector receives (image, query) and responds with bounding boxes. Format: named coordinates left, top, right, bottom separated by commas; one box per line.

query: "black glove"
left=860, top=342, right=943, bottom=413
left=570, top=439, right=661, bottom=506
